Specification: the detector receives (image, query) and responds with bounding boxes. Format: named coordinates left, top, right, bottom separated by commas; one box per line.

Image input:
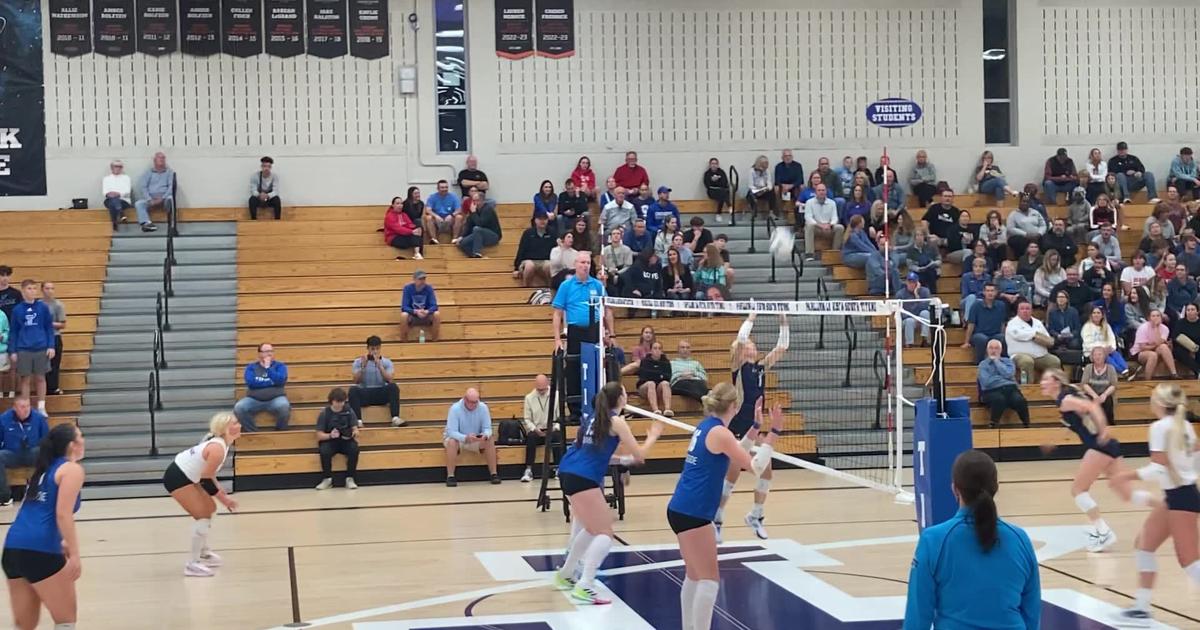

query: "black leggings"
left=319, top=439, right=360, bottom=477
left=524, top=429, right=562, bottom=468
left=390, top=235, right=424, bottom=255
left=349, top=384, right=400, bottom=418
left=706, top=186, right=730, bottom=214
left=249, top=196, right=282, bottom=220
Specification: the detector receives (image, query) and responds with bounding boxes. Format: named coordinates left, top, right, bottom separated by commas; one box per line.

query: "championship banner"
left=222, top=0, right=262, bottom=57
left=348, top=0, right=386, bottom=60
left=136, top=0, right=177, bottom=55
left=264, top=0, right=302, bottom=57
left=599, top=296, right=911, bottom=317
left=0, top=0, right=47, bottom=196
left=494, top=0, right=532, bottom=59
left=48, top=0, right=92, bottom=57
left=180, top=0, right=219, bottom=55
left=305, top=0, right=346, bottom=58
left=535, top=0, right=573, bottom=58
left=93, top=0, right=135, bottom=56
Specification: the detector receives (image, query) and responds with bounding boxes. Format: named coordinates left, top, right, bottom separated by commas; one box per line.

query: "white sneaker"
left=1111, top=607, right=1153, bottom=627
left=520, top=467, right=533, bottom=483
left=315, top=478, right=333, bottom=490
left=391, top=416, right=407, bottom=427
left=357, top=419, right=364, bottom=428
left=745, top=513, right=769, bottom=540
left=184, top=561, right=216, bottom=577
left=414, top=252, right=424, bottom=260
left=346, top=477, right=358, bottom=490
left=1149, top=197, right=1161, bottom=204
left=715, top=214, right=725, bottom=223
left=199, top=550, right=223, bottom=567
left=1086, top=529, right=1117, bottom=553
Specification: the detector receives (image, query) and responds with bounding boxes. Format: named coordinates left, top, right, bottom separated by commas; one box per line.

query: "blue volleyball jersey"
left=558, top=412, right=621, bottom=485
left=668, top=416, right=731, bottom=521
left=1058, top=388, right=1121, bottom=457
left=4, top=458, right=81, bottom=555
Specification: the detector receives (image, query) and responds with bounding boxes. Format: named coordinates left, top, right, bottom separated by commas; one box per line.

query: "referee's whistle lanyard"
left=14, top=420, right=30, bottom=450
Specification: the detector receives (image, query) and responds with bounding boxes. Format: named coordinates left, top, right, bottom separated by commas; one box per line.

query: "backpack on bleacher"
left=528, top=289, right=552, bottom=305
left=497, top=419, right=527, bottom=446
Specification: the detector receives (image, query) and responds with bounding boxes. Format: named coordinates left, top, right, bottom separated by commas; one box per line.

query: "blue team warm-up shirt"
left=667, top=416, right=730, bottom=521
left=552, top=274, right=606, bottom=327
left=904, top=508, right=1041, bottom=630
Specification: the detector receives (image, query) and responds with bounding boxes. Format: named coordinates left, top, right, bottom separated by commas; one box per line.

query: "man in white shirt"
left=102, top=160, right=145, bottom=230
left=1004, top=300, right=1061, bottom=383
left=248, top=156, right=282, bottom=220
left=802, top=184, right=844, bottom=261
left=1120, top=251, right=1156, bottom=294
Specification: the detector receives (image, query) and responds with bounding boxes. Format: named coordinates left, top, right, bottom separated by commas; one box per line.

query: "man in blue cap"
left=896, top=272, right=933, bottom=347
left=646, top=186, right=680, bottom=234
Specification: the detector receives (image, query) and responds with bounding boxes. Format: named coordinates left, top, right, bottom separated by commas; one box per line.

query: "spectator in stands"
left=623, top=218, right=655, bottom=255
left=135, top=152, right=175, bottom=232
left=637, top=341, right=674, bottom=417
left=662, top=341, right=706, bottom=403
left=866, top=200, right=888, bottom=241
left=1006, top=196, right=1047, bottom=259
left=549, top=232, right=581, bottom=289
left=978, top=340, right=1030, bottom=428
left=613, top=151, right=650, bottom=191
left=1175, top=232, right=1200, bottom=276
left=600, top=187, right=637, bottom=236
left=623, top=249, right=664, bottom=311
left=910, top=150, right=940, bottom=207
left=40, top=282, right=65, bottom=396
left=622, top=327, right=657, bottom=377
left=1169, top=147, right=1199, bottom=200
left=803, top=184, right=844, bottom=261
left=906, top=227, right=942, bottom=293
left=384, top=195, right=424, bottom=261
left=457, top=155, right=489, bottom=195
left=234, top=343, right=290, bottom=431
left=1125, top=285, right=1151, bottom=332
left=1091, top=224, right=1124, bottom=272
left=1034, top=250, right=1065, bottom=307
left=1047, top=290, right=1083, bottom=359
left=647, top=186, right=680, bottom=235
left=1041, top=218, right=1079, bottom=268
left=400, top=270, right=441, bottom=342
left=835, top=155, right=856, bottom=197
left=973, top=150, right=1015, bottom=202
left=889, top=208, right=916, bottom=263
left=1143, top=203, right=1178, bottom=240
left=1109, top=141, right=1159, bottom=204
left=962, top=284, right=1006, bottom=362
left=455, top=188, right=502, bottom=259
left=814, top=156, right=840, bottom=197
left=872, top=170, right=906, bottom=212
left=1081, top=306, right=1129, bottom=376
left=944, top=206, right=976, bottom=265
left=1051, top=265, right=1093, bottom=315
left=1007, top=300, right=1061, bottom=383
left=568, top=216, right=594, bottom=256
left=443, top=388, right=499, bottom=487
left=682, top=216, right=714, bottom=254
left=1063, top=186, right=1091, bottom=242
left=979, top=210, right=1008, bottom=271
left=1140, top=223, right=1174, bottom=271
left=702, top=158, right=731, bottom=220
left=1120, top=251, right=1155, bottom=294
left=1082, top=148, right=1108, bottom=203
left=1102, top=173, right=1123, bottom=210
left=8, top=280, right=54, bottom=412
left=533, top=180, right=558, bottom=224
left=868, top=233, right=903, bottom=296
left=774, top=149, right=804, bottom=206
left=601, top=228, right=633, bottom=295
left=854, top=171, right=875, bottom=200
left=598, top=176, right=618, bottom=208
left=1015, top=242, right=1042, bottom=282
left=519, top=374, right=555, bottom=483
left=796, top=170, right=826, bottom=211
left=663, top=248, right=693, bottom=301
left=1089, top=194, right=1124, bottom=235
left=693, top=244, right=728, bottom=299
left=0, top=267, right=14, bottom=399
left=558, top=178, right=589, bottom=234
left=1021, top=183, right=1049, bottom=220
left=102, top=160, right=137, bottom=230
left=314, top=387, right=360, bottom=491
left=570, top=156, right=596, bottom=200
left=842, top=215, right=877, bottom=268
left=1043, top=148, right=1078, bottom=204
left=960, top=257, right=991, bottom=323
left=855, top=156, right=877, bottom=187
left=0, top=305, right=7, bottom=400
left=1166, top=263, right=1197, bottom=319
left=0, top=396, right=50, bottom=505
left=874, top=161, right=899, bottom=189
left=843, top=184, right=872, bottom=226
left=898, top=273, right=933, bottom=347
left=653, top=215, right=680, bottom=261
left=1157, top=252, right=1180, bottom=284
left=513, top=213, right=556, bottom=287
left=629, top=183, right=654, bottom=222
left=1171, top=303, right=1200, bottom=376
left=248, top=156, right=282, bottom=221
left=350, top=335, right=403, bottom=427
left=0, top=268, right=17, bottom=321
left=424, top=179, right=462, bottom=244
left=921, top=189, right=963, bottom=242
left=1080, top=347, right=1119, bottom=426
left=1130, top=309, right=1179, bottom=380
left=746, top=155, right=776, bottom=217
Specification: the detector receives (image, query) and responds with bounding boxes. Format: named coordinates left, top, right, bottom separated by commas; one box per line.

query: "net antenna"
left=597, top=296, right=945, bottom=503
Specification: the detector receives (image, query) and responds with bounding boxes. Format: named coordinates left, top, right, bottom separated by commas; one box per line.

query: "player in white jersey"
left=160, top=412, right=241, bottom=577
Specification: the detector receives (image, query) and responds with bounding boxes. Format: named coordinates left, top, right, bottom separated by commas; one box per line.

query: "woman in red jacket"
left=385, top=193, right=425, bottom=260
left=571, top=156, right=597, bottom=200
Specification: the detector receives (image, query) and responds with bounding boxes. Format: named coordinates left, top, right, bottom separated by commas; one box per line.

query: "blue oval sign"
left=866, top=98, right=923, bottom=129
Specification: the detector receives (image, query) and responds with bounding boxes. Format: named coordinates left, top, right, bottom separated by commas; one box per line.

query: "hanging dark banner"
left=93, top=0, right=135, bottom=56
left=535, top=0, right=573, bottom=58
left=180, top=0, right=219, bottom=56
left=264, top=0, right=302, bottom=57
left=136, top=0, right=177, bottom=55
left=222, top=0, right=262, bottom=57
left=48, top=0, right=92, bottom=57
left=494, top=0, right=532, bottom=59
left=348, top=0, right=386, bottom=60
left=0, top=0, right=47, bottom=196
left=305, top=0, right=345, bottom=58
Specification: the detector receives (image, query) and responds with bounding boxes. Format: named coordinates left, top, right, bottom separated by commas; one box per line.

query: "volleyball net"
left=597, top=296, right=949, bottom=501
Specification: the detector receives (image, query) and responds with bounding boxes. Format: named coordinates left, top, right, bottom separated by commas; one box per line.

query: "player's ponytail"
left=206, top=412, right=238, bottom=442
left=25, top=423, right=79, bottom=500
left=701, top=382, right=739, bottom=417
left=588, top=381, right=625, bottom=448
left=951, top=450, right=1000, bottom=552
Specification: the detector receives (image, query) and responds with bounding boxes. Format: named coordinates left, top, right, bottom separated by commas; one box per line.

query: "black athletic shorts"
left=729, top=415, right=755, bottom=440
left=559, top=472, right=599, bottom=497
left=162, top=461, right=192, bottom=493
left=1166, top=484, right=1200, bottom=513
left=1, top=548, right=66, bottom=583
left=667, top=509, right=712, bottom=535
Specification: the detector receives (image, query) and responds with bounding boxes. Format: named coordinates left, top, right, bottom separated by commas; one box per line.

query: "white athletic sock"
left=1187, top=561, right=1200, bottom=585
left=680, top=577, right=697, bottom=630
left=1093, top=518, right=1111, bottom=535
left=191, top=518, right=211, bottom=563
left=54, top=624, right=75, bottom=629
left=749, top=503, right=764, bottom=519
left=692, top=579, right=719, bottom=630
left=558, top=530, right=594, bottom=580
left=578, top=534, right=612, bottom=589
left=565, top=517, right=583, bottom=553
left=1134, top=588, right=1153, bottom=611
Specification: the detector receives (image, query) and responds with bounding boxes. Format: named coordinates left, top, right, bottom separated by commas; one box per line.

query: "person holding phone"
left=442, top=388, right=499, bottom=487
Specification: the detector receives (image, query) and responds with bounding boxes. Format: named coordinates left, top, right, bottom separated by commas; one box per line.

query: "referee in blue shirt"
left=905, top=450, right=1041, bottom=629
left=552, top=256, right=613, bottom=417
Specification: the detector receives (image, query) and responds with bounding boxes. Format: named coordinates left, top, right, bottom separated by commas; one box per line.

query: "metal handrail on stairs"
left=841, top=315, right=857, bottom=388
left=790, top=242, right=805, bottom=300
left=153, top=327, right=167, bottom=370
left=166, top=228, right=177, bottom=266
left=156, top=291, right=171, bottom=333
left=147, top=371, right=161, bottom=457
left=162, top=256, right=174, bottom=298
left=727, top=165, right=740, bottom=227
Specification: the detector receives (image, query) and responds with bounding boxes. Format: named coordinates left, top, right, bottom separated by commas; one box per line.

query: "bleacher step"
left=106, top=264, right=237, bottom=281
left=109, top=250, right=233, bottom=266
left=112, top=235, right=237, bottom=252
left=97, top=312, right=235, bottom=329
left=102, top=279, right=238, bottom=296
left=92, top=329, right=236, bottom=347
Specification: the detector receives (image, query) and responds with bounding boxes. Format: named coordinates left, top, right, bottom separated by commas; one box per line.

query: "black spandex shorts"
left=667, top=509, right=712, bottom=535
left=1165, top=484, right=1200, bottom=513
left=1086, top=438, right=1122, bottom=460
left=559, top=472, right=600, bottom=497
left=162, top=461, right=193, bottom=493
left=1, top=548, right=66, bottom=583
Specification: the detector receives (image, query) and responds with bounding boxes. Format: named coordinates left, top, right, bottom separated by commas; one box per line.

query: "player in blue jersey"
left=552, top=381, right=663, bottom=605
left=2, top=423, right=85, bottom=630
left=714, top=312, right=788, bottom=541
left=669, top=381, right=778, bottom=630
left=1039, top=369, right=1134, bottom=553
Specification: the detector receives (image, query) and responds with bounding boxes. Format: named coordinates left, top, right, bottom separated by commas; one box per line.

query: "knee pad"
left=755, top=478, right=772, bottom=494
left=1073, top=492, right=1098, bottom=513
left=1135, top=549, right=1158, bottom=574
left=194, top=518, right=211, bottom=536
left=1131, top=490, right=1154, bottom=508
